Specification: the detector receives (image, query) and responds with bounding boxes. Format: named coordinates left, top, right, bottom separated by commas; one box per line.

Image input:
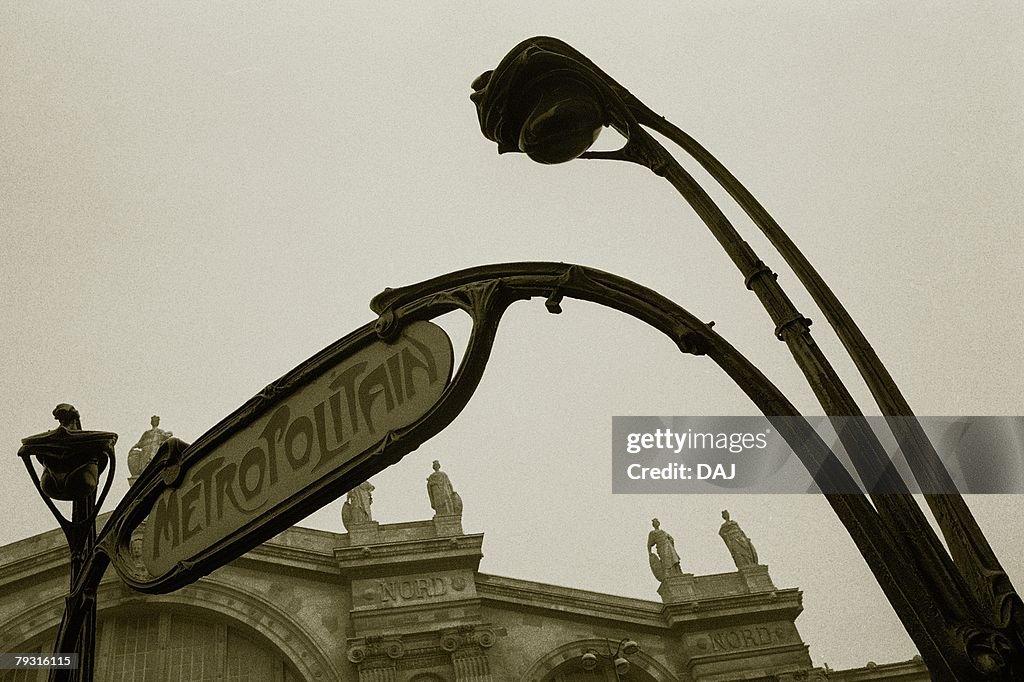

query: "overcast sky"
left=2, top=2, right=1022, bottom=672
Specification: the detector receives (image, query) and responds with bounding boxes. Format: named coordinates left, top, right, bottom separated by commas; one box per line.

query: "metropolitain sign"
left=114, top=320, right=453, bottom=584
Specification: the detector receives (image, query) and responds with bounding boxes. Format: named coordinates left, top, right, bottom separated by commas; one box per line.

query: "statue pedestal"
left=658, top=573, right=697, bottom=603
left=432, top=514, right=463, bottom=537
left=738, top=564, right=775, bottom=593
left=347, top=521, right=380, bottom=546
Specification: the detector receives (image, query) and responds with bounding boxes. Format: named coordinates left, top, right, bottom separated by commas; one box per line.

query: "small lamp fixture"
left=579, top=638, right=640, bottom=676
left=619, top=639, right=639, bottom=656
left=19, top=404, right=117, bottom=509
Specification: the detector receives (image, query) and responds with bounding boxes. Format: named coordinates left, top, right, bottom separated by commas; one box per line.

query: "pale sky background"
left=2, top=2, right=1022, bottom=672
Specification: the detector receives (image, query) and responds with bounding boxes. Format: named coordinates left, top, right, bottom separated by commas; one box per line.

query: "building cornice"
left=236, top=540, right=338, bottom=575
left=475, top=572, right=804, bottom=631
left=475, top=572, right=668, bottom=628
left=334, top=533, right=484, bottom=578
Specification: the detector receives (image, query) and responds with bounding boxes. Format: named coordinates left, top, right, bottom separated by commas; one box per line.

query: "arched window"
left=0, top=607, right=304, bottom=682
left=2, top=605, right=306, bottom=682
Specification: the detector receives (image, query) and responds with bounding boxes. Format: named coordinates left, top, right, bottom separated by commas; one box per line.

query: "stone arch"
left=1, top=577, right=337, bottom=681
left=520, top=638, right=678, bottom=682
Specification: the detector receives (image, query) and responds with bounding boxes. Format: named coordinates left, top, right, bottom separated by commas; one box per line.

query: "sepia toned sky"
left=2, top=2, right=1022, bottom=671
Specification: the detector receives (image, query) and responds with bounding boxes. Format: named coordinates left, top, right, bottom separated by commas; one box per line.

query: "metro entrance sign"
left=108, top=320, right=454, bottom=590
left=140, top=320, right=452, bottom=577
left=104, top=261, right=859, bottom=596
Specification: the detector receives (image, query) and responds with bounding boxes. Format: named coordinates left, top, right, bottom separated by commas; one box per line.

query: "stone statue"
left=647, top=518, right=682, bottom=581
left=129, top=529, right=147, bottom=574
left=127, top=415, right=173, bottom=478
left=426, top=460, right=462, bottom=517
left=719, top=510, right=759, bottom=568
left=342, top=481, right=375, bottom=529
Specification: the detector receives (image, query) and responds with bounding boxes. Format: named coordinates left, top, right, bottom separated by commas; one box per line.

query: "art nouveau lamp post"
left=469, top=37, right=1022, bottom=679
left=19, top=405, right=117, bottom=682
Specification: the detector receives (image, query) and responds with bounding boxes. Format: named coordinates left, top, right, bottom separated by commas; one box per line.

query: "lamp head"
left=580, top=651, right=598, bottom=670
left=19, top=405, right=117, bottom=502
left=471, top=36, right=609, bottom=164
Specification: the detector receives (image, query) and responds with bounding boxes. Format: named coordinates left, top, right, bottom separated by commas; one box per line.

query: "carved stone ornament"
left=347, top=635, right=405, bottom=663
left=439, top=626, right=496, bottom=652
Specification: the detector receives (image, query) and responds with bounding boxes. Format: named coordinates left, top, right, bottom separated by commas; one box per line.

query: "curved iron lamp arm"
left=612, top=62, right=1020, bottom=645
left=470, top=37, right=1020, bottom=679
left=635, top=86, right=1024, bottom=646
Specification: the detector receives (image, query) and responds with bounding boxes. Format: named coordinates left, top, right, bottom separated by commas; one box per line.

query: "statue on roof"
left=427, top=460, right=463, bottom=517
left=719, top=509, right=759, bottom=568
left=127, top=415, right=173, bottom=478
left=342, top=481, right=375, bottom=529
left=647, top=518, right=682, bottom=581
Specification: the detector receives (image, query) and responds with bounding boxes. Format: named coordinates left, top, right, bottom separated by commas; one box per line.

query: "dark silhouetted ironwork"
left=19, top=405, right=117, bottom=682
left=470, top=36, right=1022, bottom=680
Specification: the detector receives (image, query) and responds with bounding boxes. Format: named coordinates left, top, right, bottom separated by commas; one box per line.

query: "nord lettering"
left=708, top=627, right=776, bottom=652
left=377, top=576, right=449, bottom=603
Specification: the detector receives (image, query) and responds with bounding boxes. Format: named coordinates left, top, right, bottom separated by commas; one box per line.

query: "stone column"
left=452, top=650, right=491, bottom=682
left=357, top=665, right=396, bottom=682
left=347, top=637, right=404, bottom=682
left=440, top=627, right=495, bottom=682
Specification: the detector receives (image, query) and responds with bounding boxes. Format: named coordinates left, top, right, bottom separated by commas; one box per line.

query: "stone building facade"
left=0, top=464, right=928, bottom=681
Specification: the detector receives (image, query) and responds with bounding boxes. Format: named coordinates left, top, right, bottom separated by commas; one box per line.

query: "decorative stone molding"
left=347, top=635, right=407, bottom=682
left=658, top=573, right=698, bottom=603
left=779, top=668, right=829, bottom=681
left=348, top=635, right=407, bottom=662
left=347, top=627, right=499, bottom=682
left=738, top=564, right=776, bottom=593
left=439, top=625, right=497, bottom=652
left=348, top=521, right=383, bottom=546
left=334, top=532, right=484, bottom=577
left=440, top=626, right=495, bottom=682
left=433, top=514, right=464, bottom=537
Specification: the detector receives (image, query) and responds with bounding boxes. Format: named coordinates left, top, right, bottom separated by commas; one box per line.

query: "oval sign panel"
left=140, top=320, right=453, bottom=577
